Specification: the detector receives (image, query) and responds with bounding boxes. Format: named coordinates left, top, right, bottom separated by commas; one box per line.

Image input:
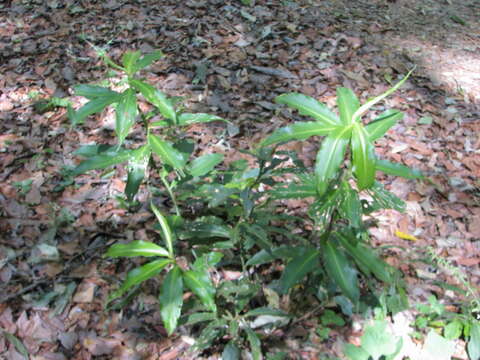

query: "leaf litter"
left=0, top=0, right=479, bottom=358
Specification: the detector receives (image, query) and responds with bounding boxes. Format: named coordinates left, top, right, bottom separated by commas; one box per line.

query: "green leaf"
left=148, top=134, right=187, bottom=170
left=278, top=249, right=320, bottom=294
left=344, top=343, right=370, bottom=360
left=125, top=145, right=150, bottom=202
left=351, top=123, right=375, bottom=190
left=321, top=309, right=345, bottom=326
left=105, top=240, right=170, bottom=258
left=130, top=79, right=176, bottom=122
left=183, top=269, right=216, bottom=312
left=246, top=246, right=308, bottom=266
left=275, top=92, right=340, bottom=125
left=244, top=326, right=262, bottom=360
left=335, top=232, right=392, bottom=283
left=73, top=144, right=116, bottom=157
left=223, top=341, right=241, bottom=360
left=323, top=239, right=359, bottom=302
left=73, top=84, right=120, bottom=99
left=244, top=307, right=290, bottom=318
left=352, top=68, right=415, bottom=122
left=192, top=252, right=224, bottom=272
left=468, top=321, right=480, bottom=360
left=108, top=259, right=171, bottom=303
left=151, top=203, right=175, bottom=257
left=73, top=148, right=133, bottom=175
left=178, top=222, right=231, bottom=240
left=367, top=181, right=406, bottom=212
left=115, top=88, right=138, bottom=147
left=177, top=113, right=225, bottom=126
left=376, top=159, right=423, bottom=180
left=184, top=312, right=217, bottom=325
left=122, top=50, right=142, bottom=76
left=72, top=94, right=121, bottom=125
left=444, top=320, right=463, bottom=340
left=242, top=223, right=274, bottom=251
left=365, top=110, right=403, bottom=141
left=262, top=121, right=340, bottom=147
left=361, top=320, right=403, bottom=360
left=315, top=127, right=350, bottom=196
left=337, top=87, right=360, bottom=125
left=308, top=185, right=343, bottom=230
left=159, top=266, right=183, bottom=335
left=422, top=330, right=455, bottom=360
left=338, top=182, right=362, bottom=228
left=188, top=153, right=224, bottom=177
left=269, top=182, right=317, bottom=200
left=3, top=331, right=29, bottom=360
left=132, top=50, right=164, bottom=73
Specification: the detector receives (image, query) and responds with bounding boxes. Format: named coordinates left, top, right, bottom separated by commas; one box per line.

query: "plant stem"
left=160, top=173, right=181, bottom=217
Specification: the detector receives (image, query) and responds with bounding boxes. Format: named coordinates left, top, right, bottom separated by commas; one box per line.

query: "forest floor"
left=0, top=0, right=479, bottom=359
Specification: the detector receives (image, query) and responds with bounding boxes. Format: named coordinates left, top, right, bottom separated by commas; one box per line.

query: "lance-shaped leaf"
left=269, top=182, right=317, bottom=200
left=159, top=266, right=183, bottom=335
left=262, top=121, right=340, bottom=147
left=132, top=50, right=164, bottom=74
left=178, top=222, right=231, bottom=240
left=130, top=79, right=176, bottom=122
left=468, top=321, right=480, bottom=360
left=105, top=240, right=170, bottom=258
left=73, top=85, right=120, bottom=99
left=148, top=134, right=187, bottom=170
left=73, top=148, right=133, bottom=175
left=178, top=113, right=226, bottom=126
left=244, top=327, right=262, bottom=360
left=125, top=145, right=150, bottom=202
left=315, top=127, right=351, bottom=196
left=72, top=94, right=121, bottom=125
left=308, top=186, right=343, bottom=229
left=183, top=269, right=217, bottom=312
left=352, top=68, right=415, bottom=122
left=246, top=246, right=309, bottom=267
left=242, top=223, right=274, bottom=251
left=151, top=203, right=175, bottom=257
left=108, top=259, right=171, bottom=303
left=323, top=239, right=359, bottom=302
left=335, top=232, right=392, bottom=283
left=73, top=144, right=116, bottom=157
left=116, top=88, right=138, bottom=146
left=122, top=50, right=142, bottom=76
left=376, top=159, right=423, bottom=179
left=338, top=181, right=362, bottom=228
left=244, top=307, right=290, bottom=318
left=188, top=153, right=224, bottom=177
left=337, top=87, right=360, bottom=125
left=275, top=93, right=340, bottom=125
left=351, top=123, right=376, bottom=190
left=278, top=249, right=320, bottom=294
left=365, top=109, right=403, bottom=141
left=367, top=181, right=406, bottom=212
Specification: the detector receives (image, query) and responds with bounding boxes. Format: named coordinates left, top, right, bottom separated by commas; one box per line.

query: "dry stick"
left=290, top=304, right=324, bottom=326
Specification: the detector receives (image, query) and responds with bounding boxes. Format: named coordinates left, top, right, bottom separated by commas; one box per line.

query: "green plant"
left=254, top=70, right=422, bottom=309
left=343, top=320, right=403, bottom=360
left=316, top=309, right=346, bottom=341
left=105, top=203, right=218, bottom=335
left=69, top=48, right=428, bottom=355
left=185, top=278, right=290, bottom=359
left=70, top=48, right=225, bottom=205
left=413, top=247, right=480, bottom=360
